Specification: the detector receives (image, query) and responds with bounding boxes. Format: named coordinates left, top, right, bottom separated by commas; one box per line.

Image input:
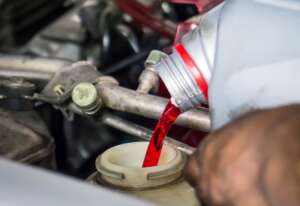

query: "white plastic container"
left=155, top=0, right=300, bottom=129
left=87, top=142, right=199, bottom=206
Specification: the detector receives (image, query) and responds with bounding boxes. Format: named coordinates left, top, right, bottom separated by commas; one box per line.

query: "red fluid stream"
left=142, top=100, right=182, bottom=167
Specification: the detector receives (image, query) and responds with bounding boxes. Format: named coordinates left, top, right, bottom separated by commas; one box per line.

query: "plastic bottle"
left=155, top=0, right=300, bottom=129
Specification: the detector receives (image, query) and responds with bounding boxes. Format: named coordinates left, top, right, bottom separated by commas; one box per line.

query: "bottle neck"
left=155, top=2, right=223, bottom=111
left=155, top=42, right=210, bottom=111
left=174, top=43, right=209, bottom=101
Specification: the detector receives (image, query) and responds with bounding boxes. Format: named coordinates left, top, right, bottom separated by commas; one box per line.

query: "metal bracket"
left=34, top=61, right=100, bottom=105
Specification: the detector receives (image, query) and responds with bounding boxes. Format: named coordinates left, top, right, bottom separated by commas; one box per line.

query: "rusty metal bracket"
left=34, top=61, right=100, bottom=105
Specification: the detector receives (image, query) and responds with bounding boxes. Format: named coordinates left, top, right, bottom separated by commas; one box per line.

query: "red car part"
left=164, top=0, right=223, bottom=13
left=113, top=0, right=176, bottom=38
left=113, top=0, right=223, bottom=38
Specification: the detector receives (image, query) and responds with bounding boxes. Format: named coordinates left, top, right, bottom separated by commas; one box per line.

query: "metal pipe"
left=0, top=55, right=211, bottom=131
left=0, top=54, right=71, bottom=89
left=98, top=84, right=211, bottom=131
left=136, top=50, right=165, bottom=94
left=101, top=113, right=196, bottom=155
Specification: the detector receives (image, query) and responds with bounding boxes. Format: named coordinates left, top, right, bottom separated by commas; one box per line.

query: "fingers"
left=184, top=106, right=300, bottom=206
left=184, top=135, right=212, bottom=188
left=184, top=154, right=201, bottom=187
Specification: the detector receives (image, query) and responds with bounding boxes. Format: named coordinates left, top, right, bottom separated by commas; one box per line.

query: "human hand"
left=185, top=105, right=300, bottom=206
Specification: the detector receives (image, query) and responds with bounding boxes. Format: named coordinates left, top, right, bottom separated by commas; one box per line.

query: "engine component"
left=101, top=113, right=195, bottom=155
left=0, top=78, right=36, bottom=111
left=0, top=0, right=76, bottom=50
left=72, top=82, right=101, bottom=115
left=25, top=2, right=86, bottom=61
left=87, top=142, right=198, bottom=206
left=113, top=0, right=177, bottom=38
left=0, top=55, right=71, bottom=90
left=96, top=79, right=210, bottom=131
left=0, top=0, right=210, bottom=177
left=166, top=0, right=223, bottom=13
left=38, top=61, right=100, bottom=105
left=0, top=109, right=55, bottom=168
left=137, top=50, right=166, bottom=94
left=0, top=54, right=210, bottom=131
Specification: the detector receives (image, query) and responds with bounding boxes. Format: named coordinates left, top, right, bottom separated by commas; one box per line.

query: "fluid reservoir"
left=155, top=0, right=300, bottom=129
left=87, top=142, right=199, bottom=206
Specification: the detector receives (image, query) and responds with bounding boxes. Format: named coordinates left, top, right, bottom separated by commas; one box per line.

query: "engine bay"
left=2, top=0, right=299, bottom=205
left=0, top=0, right=210, bottom=181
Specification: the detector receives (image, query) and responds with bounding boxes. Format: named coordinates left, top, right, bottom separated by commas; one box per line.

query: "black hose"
left=101, top=50, right=149, bottom=75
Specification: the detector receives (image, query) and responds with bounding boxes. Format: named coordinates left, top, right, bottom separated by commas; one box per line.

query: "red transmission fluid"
left=143, top=100, right=182, bottom=167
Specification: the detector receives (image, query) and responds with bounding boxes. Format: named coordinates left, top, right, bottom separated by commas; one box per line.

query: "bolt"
left=54, top=85, right=65, bottom=96
left=72, top=82, right=101, bottom=114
